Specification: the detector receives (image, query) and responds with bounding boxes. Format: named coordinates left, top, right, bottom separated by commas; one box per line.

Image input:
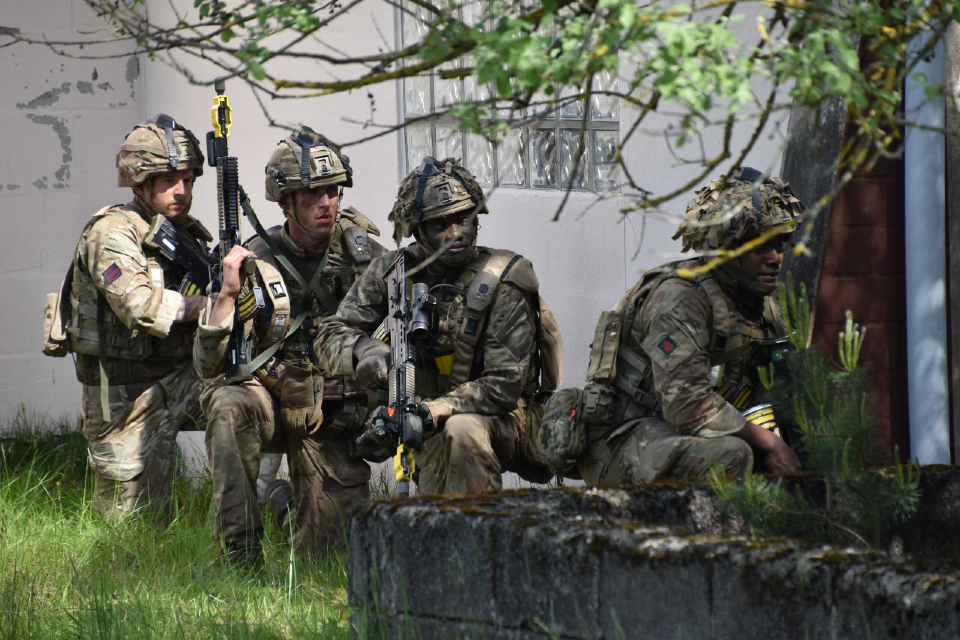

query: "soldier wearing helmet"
left=193, top=128, right=384, bottom=564
left=575, top=167, right=803, bottom=486
left=314, top=157, right=552, bottom=495
left=63, top=115, right=211, bottom=518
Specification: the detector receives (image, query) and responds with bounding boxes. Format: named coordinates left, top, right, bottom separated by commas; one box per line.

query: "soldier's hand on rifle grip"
left=357, top=406, right=396, bottom=447
left=208, top=246, right=257, bottom=327
left=354, top=337, right=390, bottom=389
left=220, top=246, right=256, bottom=298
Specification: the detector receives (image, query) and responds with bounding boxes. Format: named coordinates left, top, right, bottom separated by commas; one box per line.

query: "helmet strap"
left=151, top=114, right=181, bottom=169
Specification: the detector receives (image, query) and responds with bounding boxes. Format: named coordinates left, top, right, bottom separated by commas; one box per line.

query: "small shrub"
left=711, top=274, right=920, bottom=548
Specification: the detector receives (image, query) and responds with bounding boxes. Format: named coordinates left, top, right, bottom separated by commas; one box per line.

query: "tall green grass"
left=0, top=408, right=352, bottom=639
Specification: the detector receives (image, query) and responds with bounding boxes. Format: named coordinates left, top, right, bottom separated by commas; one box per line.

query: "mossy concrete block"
left=348, top=488, right=960, bottom=640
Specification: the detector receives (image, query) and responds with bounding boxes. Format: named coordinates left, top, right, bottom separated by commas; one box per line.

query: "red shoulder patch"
left=658, top=336, right=678, bottom=355
left=103, top=263, right=122, bottom=284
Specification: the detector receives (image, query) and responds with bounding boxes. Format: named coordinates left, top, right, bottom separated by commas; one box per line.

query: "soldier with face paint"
left=194, top=128, right=384, bottom=566
left=63, top=115, right=211, bottom=518
left=577, top=168, right=804, bottom=485
left=314, top=157, right=549, bottom=495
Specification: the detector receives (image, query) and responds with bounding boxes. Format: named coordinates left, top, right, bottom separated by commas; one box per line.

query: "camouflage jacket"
left=194, top=214, right=383, bottom=387
left=314, top=244, right=538, bottom=417
left=626, top=258, right=786, bottom=438
left=72, top=199, right=212, bottom=386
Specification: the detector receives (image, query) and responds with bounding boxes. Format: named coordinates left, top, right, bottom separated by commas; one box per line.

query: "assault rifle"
left=145, top=218, right=214, bottom=296
left=207, top=77, right=256, bottom=383
left=358, top=251, right=436, bottom=495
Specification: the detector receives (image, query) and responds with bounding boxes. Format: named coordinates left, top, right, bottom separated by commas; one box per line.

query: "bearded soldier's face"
left=736, top=234, right=787, bottom=294
left=138, top=169, right=195, bottom=219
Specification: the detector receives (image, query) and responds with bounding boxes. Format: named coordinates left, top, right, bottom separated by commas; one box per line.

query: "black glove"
left=356, top=403, right=434, bottom=449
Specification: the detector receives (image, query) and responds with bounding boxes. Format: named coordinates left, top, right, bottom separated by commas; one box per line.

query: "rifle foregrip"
left=241, top=255, right=256, bottom=276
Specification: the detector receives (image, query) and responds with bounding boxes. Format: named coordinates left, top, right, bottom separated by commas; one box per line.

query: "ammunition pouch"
left=581, top=382, right=622, bottom=425
left=279, top=363, right=324, bottom=438
left=43, top=262, right=73, bottom=358
left=340, top=225, right=373, bottom=265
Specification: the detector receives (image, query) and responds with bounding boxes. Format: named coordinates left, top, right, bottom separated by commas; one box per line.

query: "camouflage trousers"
left=417, top=411, right=523, bottom=495
left=80, top=360, right=205, bottom=518
left=578, top=417, right=753, bottom=485
left=201, top=378, right=371, bottom=557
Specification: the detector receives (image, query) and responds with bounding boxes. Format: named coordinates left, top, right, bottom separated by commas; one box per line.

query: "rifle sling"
left=248, top=308, right=311, bottom=372
left=240, top=194, right=332, bottom=311
left=239, top=193, right=331, bottom=362
left=96, top=292, right=111, bottom=422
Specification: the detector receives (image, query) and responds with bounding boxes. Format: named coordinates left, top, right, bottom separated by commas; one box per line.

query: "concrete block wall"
left=348, top=487, right=960, bottom=640
left=0, top=0, right=147, bottom=423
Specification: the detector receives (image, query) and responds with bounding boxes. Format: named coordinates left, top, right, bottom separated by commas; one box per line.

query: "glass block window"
left=398, top=3, right=620, bottom=192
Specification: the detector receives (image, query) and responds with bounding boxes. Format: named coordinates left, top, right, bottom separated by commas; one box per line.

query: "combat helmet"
left=264, top=127, right=353, bottom=203
left=388, top=157, right=488, bottom=246
left=674, top=167, right=805, bottom=254
left=117, top=114, right=204, bottom=187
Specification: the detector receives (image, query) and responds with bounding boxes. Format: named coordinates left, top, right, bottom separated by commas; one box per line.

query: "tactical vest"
left=67, top=204, right=210, bottom=361
left=583, top=258, right=787, bottom=426
left=248, top=209, right=380, bottom=364
left=408, top=246, right=560, bottom=401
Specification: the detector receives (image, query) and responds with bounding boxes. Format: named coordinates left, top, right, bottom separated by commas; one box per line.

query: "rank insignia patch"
left=658, top=336, right=678, bottom=356
left=103, top=263, right=122, bottom=284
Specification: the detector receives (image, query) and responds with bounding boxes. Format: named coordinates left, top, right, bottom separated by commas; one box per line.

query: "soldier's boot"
left=217, top=543, right=263, bottom=571
left=266, top=479, right=297, bottom=537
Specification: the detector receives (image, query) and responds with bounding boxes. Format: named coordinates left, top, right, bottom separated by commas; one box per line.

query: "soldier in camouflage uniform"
left=578, top=168, right=803, bottom=485
left=194, top=128, right=384, bottom=563
left=314, top=157, right=546, bottom=495
left=68, top=115, right=210, bottom=518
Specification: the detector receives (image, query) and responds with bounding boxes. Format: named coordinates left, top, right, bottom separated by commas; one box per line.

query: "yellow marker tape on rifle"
left=394, top=444, right=416, bottom=483
left=211, top=95, right=232, bottom=138
left=743, top=404, right=780, bottom=438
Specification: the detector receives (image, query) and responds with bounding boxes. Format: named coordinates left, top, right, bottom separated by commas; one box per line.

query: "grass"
left=0, top=408, right=357, bottom=640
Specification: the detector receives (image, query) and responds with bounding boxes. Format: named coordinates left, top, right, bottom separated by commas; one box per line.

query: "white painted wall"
left=2, top=1, right=787, bottom=474
left=0, top=0, right=147, bottom=423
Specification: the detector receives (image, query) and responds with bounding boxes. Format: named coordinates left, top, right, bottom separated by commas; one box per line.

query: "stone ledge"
left=348, top=481, right=960, bottom=640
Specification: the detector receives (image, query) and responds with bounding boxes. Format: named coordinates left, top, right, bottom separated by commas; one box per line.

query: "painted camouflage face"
left=673, top=174, right=806, bottom=253
left=264, top=131, right=352, bottom=202
left=388, top=158, right=488, bottom=245
left=117, top=122, right=204, bottom=188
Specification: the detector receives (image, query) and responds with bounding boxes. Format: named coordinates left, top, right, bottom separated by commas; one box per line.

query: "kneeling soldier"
left=314, top=157, right=550, bottom=495
left=58, top=116, right=210, bottom=517
left=579, top=168, right=803, bottom=485
left=194, top=129, right=383, bottom=564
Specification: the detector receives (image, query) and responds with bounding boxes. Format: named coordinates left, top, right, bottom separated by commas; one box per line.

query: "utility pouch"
left=580, top=381, right=621, bottom=425
left=527, top=387, right=585, bottom=474
left=43, top=263, right=74, bottom=358
left=585, top=310, right=622, bottom=384
left=327, top=397, right=370, bottom=435
left=279, top=363, right=324, bottom=438
left=341, top=225, right=372, bottom=265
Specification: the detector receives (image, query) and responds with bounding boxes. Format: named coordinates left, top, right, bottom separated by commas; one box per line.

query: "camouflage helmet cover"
left=264, top=127, right=353, bottom=202
left=388, top=157, right=488, bottom=244
left=673, top=167, right=806, bottom=253
left=117, top=114, right=204, bottom=188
